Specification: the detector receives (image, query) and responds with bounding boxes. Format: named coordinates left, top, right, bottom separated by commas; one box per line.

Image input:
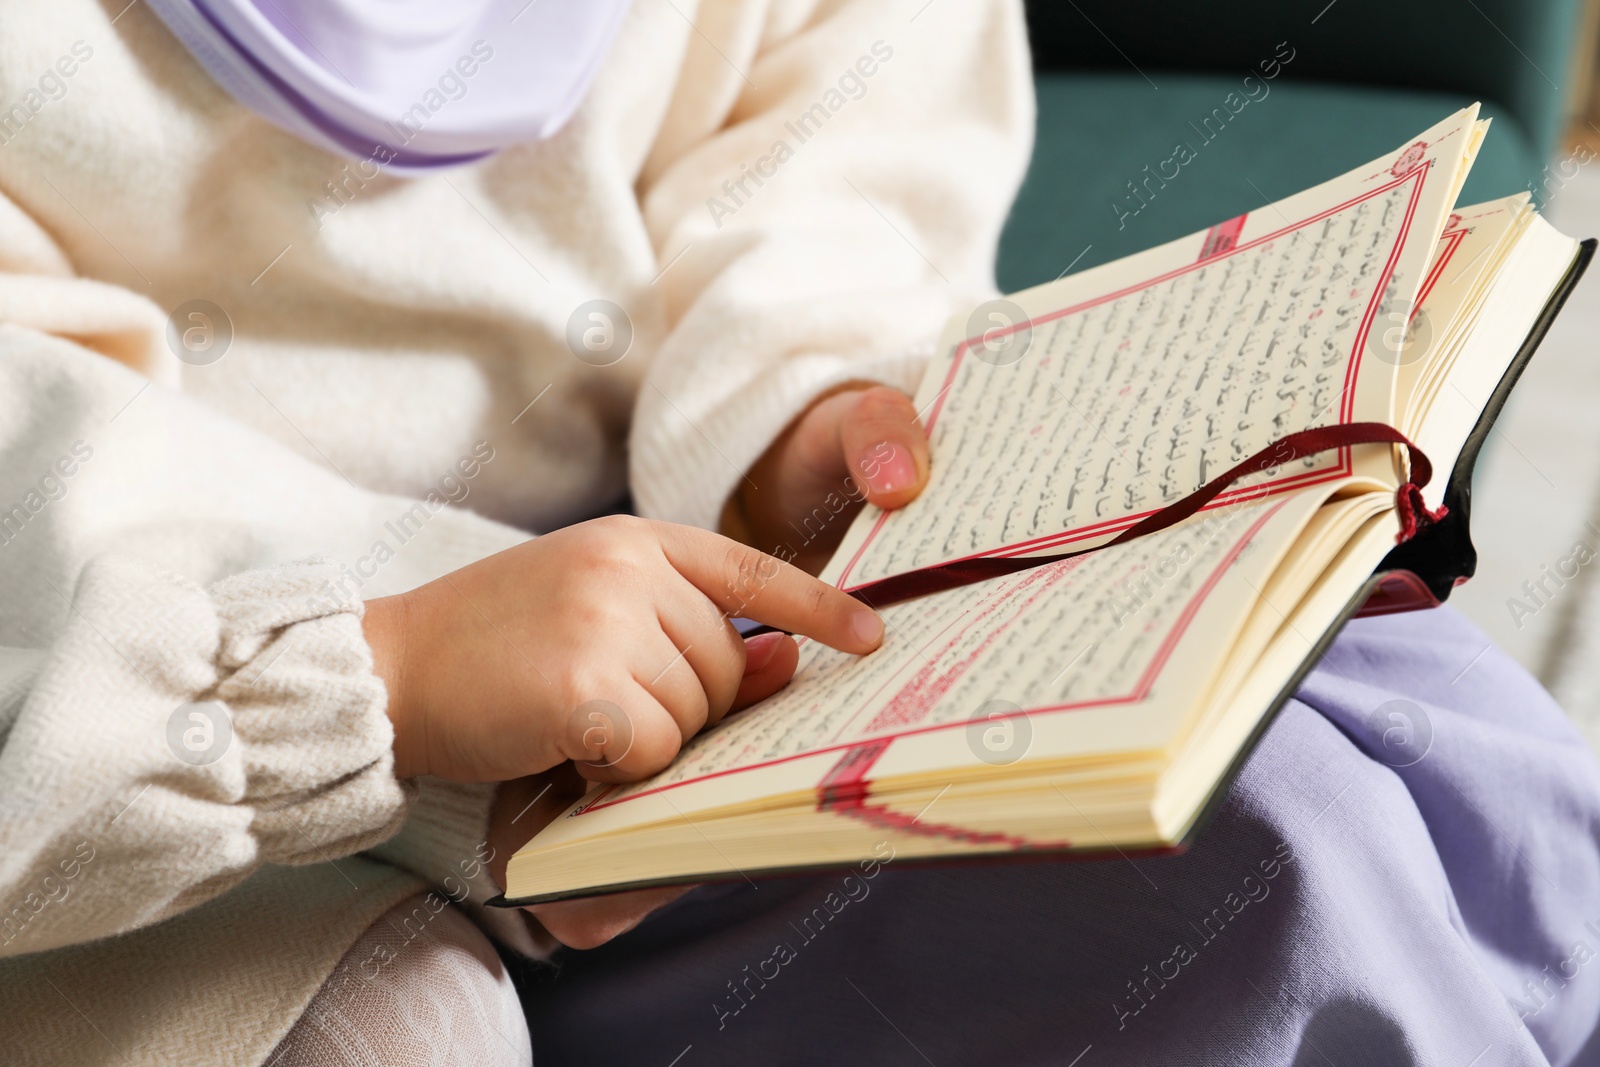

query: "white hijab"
left=147, top=0, right=631, bottom=172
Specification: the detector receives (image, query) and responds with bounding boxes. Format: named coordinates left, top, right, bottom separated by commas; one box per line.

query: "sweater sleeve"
left=628, top=0, right=1034, bottom=529
left=0, top=295, right=537, bottom=956
left=0, top=190, right=429, bottom=953
left=362, top=777, right=560, bottom=958
left=0, top=553, right=411, bottom=956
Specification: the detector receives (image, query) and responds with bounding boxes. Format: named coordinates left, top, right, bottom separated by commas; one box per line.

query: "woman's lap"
left=508, top=606, right=1600, bottom=1066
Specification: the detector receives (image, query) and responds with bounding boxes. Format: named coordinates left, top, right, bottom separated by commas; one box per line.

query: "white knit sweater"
left=0, top=0, right=1033, bottom=1062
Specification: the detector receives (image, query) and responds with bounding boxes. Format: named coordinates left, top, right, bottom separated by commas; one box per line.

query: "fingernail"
left=743, top=631, right=786, bottom=673
left=850, top=607, right=884, bottom=648
left=862, top=443, right=917, bottom=496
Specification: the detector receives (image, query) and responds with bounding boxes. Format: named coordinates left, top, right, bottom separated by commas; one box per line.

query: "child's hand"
left=728, top=384, right=931, bottom=574
left=485, top=767, right=696, bottom=949
left=362, top=516, right=883, bottom=784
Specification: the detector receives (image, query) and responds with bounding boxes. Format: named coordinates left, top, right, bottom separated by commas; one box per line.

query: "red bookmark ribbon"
left=847, top=422, right=1446, bottom=611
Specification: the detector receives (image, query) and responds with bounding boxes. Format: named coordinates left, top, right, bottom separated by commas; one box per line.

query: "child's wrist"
left=363, top=591, right=424, bottom=779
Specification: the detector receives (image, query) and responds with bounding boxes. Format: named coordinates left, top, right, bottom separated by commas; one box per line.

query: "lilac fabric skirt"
left=511, top=606, right=1600, bottom=1066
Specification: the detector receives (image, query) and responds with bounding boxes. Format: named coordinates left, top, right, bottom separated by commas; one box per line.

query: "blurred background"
left=1002, top=0, right=1600, bottom=749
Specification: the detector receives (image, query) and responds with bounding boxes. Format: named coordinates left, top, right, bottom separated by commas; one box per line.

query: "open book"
left=498, top=105, right=1594, bottom=905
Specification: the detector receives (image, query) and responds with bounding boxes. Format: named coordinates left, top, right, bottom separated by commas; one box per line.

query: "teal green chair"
left=999, top=0, right=1584, bottom=291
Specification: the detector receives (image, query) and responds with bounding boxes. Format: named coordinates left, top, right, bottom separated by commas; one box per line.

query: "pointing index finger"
left=654, top=523, right=883, bottom=655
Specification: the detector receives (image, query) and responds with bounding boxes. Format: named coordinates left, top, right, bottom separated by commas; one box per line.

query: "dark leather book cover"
left=1362, top=237, right=1597, bottom=614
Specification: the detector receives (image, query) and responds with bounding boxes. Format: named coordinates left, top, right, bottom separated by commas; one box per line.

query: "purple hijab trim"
left=146, top=0, right=631, bottom=172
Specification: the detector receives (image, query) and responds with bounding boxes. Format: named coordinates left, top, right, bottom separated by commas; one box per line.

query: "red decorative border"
left=1199, top=212, right=1249, bottom=261
left=579, top=500, right=1288, bottom=816
left=1413, top=225, right=1466, bottom=314
left=834, top=166, right=1431, bottom=592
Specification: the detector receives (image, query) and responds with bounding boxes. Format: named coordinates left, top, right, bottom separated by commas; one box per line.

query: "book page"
left=1397, top=195, right=1529, bottom=423
left=820, top=107, right=1480, bottom=591
left=1410, top=210, right=1581, bottom=474
left=525, top=488, right=1333, bottom=849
